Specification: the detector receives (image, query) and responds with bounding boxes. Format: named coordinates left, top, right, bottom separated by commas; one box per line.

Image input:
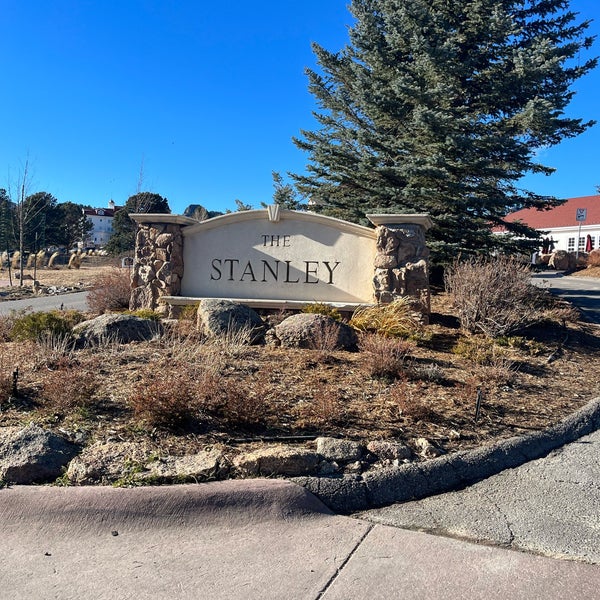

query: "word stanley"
left=210, top=258, right=341, bottom=285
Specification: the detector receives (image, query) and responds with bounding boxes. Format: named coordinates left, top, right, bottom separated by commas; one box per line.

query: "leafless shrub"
left=294, top=382, right=341, bottom=428
left=360, top=333, right=415, bottom=379
left=445, top=255, right=545, bottom=338
left=0, top=373, right=14, bottom=404
left=412, top=362, right=446, bottom=383
left=309, top=319, right=345, bottom=352
left=87, top=268, right=131, bottom=314
left=210, top=378, right=267, bottom=428
left=469, top=354, right=518, bottom=390
left=0, top=315, right=16, bottom=342
left=33, top=332, right=76, bottom=369
left=39, top=368, right=98, bottom=415
left=387, top=379, right=435, bottom=421
left=128, top=367, right=201, bottom=430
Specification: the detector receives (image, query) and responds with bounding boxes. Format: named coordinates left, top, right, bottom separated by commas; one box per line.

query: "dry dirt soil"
left=0, top=262, right=598, bottom=466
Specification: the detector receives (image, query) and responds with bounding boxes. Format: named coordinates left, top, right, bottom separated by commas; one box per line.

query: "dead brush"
left=350, top=297, right=422, bottom=337
left=208, top=322, right=260, bottom=358
left=308, top=318, right=346, bottom=353
left=445, top=255, right=545, bottom=338
left=469, top=355, right=518, bottom=390
left=39, top=368, right=98, bottom=416
left=128, top=367, right=202, bottom=430
left=210, top=378, right=267, bottom=429
left=157, top=326, right=210, bottom=365
left=0, top=372, right=14, bottom=405
left=32, top=332, right=77, bottom=369
left=294, top=381, right=342, bottom=429
left=360, top=333, right=415, bottom=379
left=87, top=267, right=132, bottom=313
left=0, top=314, right=16, bottom=342
left=387, top=378, right=435, bottom=421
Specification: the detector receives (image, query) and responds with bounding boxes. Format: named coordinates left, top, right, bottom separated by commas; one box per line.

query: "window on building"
left=567, top=237, right=575, bottom=252
left=578, top=237, right=585, bottom=250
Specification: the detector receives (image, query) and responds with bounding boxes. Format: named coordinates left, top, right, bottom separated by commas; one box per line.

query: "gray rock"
left=0, top=424, right=79, bottom=484
left=73, top=313, right=163, bottom=346
left=145, top=451, right=228, bottom=482
left=233, top=446, right=320, bottom=477
left=274, top=313, right=358, bottom=350
left=66, top=441, right=151, bottom=484
left=196, top=299, right=265, bottom=344
left=414, top=437, right=444, bottom=458
left=316, top=437, right=363, bottom=463
left=367, top=440, right=412, bottom=461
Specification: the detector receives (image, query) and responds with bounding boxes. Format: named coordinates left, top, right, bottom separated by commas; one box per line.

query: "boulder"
left=67, top=443, right=227, bottom=485
left=549, top=250, right=576, bottom=271
left=274, top=313, right=358, bottom=350
left=316, top=437, right=363, bottom=463
left=366, top=440, right=412, bottom=461
left=233, top=446, right=319, bottom=477
left=66, top=441, right=152, bottom=484
left=72, top=313, right=163, bottom=346
left=144, top=451, right=228, bottom=482
left=196, top=299, right=265, bottom=344
left=414, top=437, right=444, bottom=459
left=0, top=424, right=79, bottom=484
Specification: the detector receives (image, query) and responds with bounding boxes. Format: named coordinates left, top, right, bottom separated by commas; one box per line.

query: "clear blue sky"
left=1, top=0, right=598, bottom=216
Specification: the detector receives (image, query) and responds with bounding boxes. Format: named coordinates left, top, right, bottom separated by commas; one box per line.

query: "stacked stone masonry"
left=130, top=223, right=184, bottom=315
left=373, top=224, right=430, bottom=320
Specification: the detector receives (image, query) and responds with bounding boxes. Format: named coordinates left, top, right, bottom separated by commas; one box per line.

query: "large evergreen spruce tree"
left=293, top=0, right=596, bottom=261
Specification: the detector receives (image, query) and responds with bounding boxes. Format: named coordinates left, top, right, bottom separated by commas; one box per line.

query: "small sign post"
left=576, top=208, right=587, bottom=258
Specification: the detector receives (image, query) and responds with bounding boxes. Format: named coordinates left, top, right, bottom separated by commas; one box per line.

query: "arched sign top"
left=180, top=208, right=377, bottom=240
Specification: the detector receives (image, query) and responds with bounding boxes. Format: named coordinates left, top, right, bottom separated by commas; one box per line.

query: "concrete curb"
left=293, top=396, right=600, bottom=513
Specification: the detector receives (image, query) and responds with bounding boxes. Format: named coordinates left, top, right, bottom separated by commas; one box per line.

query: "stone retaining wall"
left=130, top=222, right=185, bottom=314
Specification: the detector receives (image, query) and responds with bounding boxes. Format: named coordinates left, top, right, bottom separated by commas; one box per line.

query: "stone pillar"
left=367, top=214, right=433, bottom=322
left=129, top=214, right=197, bottom=315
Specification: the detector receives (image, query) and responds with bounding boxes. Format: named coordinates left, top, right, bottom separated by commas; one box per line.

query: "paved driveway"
left=0, top=291, right=89, bottom=315
left=531, top=271, right=600, bottom=323
left=360, top=428, right=600, bottom=564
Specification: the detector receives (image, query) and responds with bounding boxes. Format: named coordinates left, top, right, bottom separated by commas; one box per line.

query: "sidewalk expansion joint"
left=315, top=523, right=374, bottom=599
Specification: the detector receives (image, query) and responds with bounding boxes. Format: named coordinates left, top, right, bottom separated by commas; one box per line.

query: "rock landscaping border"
left=292, top=396, right=600, bottom=513
left=2, top=399, right=600, bottom=515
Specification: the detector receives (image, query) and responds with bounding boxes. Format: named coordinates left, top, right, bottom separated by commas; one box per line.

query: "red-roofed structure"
left=503, top=195, right=600, bottom=253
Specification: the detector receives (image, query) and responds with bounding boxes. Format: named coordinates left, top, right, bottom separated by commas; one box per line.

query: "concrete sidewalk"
left=1, top=481, right=598, bottom=599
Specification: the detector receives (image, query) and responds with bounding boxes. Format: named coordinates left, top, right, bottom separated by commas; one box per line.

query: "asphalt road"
left=531, top=271, right=600, bottom=324
left=0, top=291, right=89, bottom=315
left=360, top=428, right=600, bottom=564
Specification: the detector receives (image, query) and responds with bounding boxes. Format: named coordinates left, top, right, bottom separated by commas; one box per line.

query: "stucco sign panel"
left=181, top=209, right=377, bottom=303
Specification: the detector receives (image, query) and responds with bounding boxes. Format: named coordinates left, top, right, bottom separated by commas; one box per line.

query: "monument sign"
left=129, top=207, right=432, bottom=317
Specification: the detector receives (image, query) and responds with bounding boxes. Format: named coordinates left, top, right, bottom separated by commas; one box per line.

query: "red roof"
left=504, top=195, right=600, bottom=229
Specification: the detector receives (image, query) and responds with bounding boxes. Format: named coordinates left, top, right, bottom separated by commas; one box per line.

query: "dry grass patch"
left=0, top=289, right=597, bottom=460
